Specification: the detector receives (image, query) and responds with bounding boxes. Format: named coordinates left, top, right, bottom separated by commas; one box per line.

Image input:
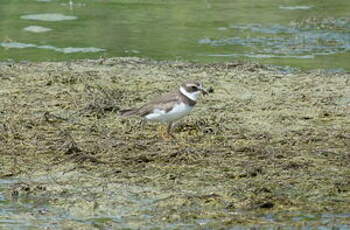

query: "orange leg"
left=159, top=122, right=175, bottom=140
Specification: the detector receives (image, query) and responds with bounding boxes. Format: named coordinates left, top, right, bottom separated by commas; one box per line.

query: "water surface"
left=0, top=0, right=350, bottom=70
left=1, top=177, right=350, bottom=230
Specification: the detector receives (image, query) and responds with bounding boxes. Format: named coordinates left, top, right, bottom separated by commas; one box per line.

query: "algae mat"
left=0, top=58, right=350, bottom=229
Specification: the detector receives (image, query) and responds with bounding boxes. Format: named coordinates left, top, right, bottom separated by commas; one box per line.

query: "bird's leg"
left=158, top=125, right=164, bottom=139
left=166, top=122, right=172, bottom=135
left=158, top=125, right=168, bottom=140
left=138, top=119, right=146, bottom=130
left=165, top=122, right=175, bottom=139
left=158, top=123, right=170, bottom=140
left=158, top=122, right=175, bottom=140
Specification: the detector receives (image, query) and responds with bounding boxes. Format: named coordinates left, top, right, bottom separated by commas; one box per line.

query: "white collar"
left=180, top=87, right=200, bottom=101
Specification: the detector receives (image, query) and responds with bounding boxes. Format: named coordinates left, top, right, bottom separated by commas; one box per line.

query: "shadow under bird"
left=120, top=81, right=209, bottom=138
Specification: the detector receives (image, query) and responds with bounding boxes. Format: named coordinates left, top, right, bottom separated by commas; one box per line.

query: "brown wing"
left=136, top=91, right=181, bottom=117
left=119, top=108, right=138, bottom=117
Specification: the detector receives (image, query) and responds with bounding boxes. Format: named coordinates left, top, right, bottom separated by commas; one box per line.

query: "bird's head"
left=180, top=81, right=209, bottom=101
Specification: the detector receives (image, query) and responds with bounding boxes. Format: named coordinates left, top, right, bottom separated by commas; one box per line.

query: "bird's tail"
left=119, top=108, right=139, bottom=117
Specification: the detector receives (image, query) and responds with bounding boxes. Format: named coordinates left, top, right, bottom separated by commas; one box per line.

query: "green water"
left=1, top=0, right=350, bottom=71
left=1, top=178, right=350, bottom=230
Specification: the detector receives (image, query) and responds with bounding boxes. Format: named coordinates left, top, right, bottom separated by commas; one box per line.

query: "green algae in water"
left=20, top=13, right=77, bottom=22
left=0, top=0, right=350, bottom=71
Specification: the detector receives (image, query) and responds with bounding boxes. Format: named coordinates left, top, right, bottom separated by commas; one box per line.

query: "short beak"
left=199, top=86, right=209, bottom=95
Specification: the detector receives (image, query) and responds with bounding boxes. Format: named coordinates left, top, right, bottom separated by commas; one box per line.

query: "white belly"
left=145, top=103, right=193, bottom=122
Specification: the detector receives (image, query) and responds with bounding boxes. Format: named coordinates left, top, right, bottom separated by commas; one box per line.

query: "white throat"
left=180, top=87, right=200, bottom=101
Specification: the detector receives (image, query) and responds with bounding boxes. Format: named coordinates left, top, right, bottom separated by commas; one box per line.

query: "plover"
left=120, top=81, right=209, bottom=138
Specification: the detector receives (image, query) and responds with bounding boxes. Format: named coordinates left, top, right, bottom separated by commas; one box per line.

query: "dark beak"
left=199, top=86, right=209, bottom=95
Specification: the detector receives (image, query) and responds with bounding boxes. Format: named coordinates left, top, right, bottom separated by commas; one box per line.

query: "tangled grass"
left=0, top=58, right=350, bottom=228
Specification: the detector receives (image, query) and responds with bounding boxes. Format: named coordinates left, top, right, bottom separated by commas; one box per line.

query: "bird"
left=120, top=81, right=209, bottom=139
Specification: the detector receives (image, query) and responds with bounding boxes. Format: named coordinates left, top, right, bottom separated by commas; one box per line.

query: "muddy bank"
left=0, top=58, right=350, bottom=229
